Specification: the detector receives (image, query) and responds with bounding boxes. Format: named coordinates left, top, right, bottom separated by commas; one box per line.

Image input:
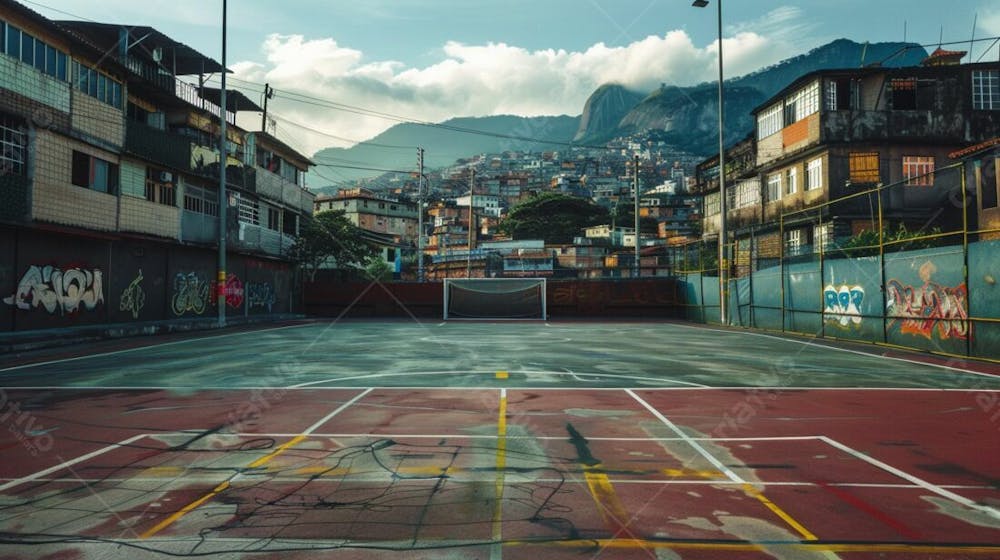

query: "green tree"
left=291, top=210, right=378, bottom=281
left=611, top=206, right=659, bottom=235
left=498, top=192, right=610, bottom=243
left=363, top=256, right=394, bottom=282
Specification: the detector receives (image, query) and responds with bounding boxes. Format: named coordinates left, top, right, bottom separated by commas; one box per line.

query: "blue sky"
left=28, top=0, right=1000, bottom=155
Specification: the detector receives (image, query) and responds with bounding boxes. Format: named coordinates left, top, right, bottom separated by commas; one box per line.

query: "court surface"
left=0, top=319, right=998, bottom=559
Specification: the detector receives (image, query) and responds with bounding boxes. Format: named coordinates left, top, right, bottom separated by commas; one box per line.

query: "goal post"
left=443, top=278, right=547, bottom=320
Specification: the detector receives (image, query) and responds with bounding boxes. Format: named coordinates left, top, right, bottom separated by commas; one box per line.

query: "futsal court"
left=0, top=319, right=998, bottom=559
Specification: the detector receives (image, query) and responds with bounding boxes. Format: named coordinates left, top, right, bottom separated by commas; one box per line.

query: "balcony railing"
left=123, top=55, right=236, bottom=125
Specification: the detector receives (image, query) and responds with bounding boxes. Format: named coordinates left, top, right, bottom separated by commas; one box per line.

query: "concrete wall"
left=31, top=130, right=118, bottom=231
left=0, top=226, right=297, bottom=333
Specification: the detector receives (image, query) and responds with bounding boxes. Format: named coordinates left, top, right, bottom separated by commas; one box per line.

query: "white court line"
left=665, top=322, right=1000, bottom=380
left=3, top=385, right=997, bottom=392
left=3, top=477, right=995, bottom=491
left=0, top=323, right=317, bottom=373
left=0, top=434, right=149, bottom=493
left=626, top=389, right=745, bottom=484
left=290, top=371, right=709, bottom=389
left=300, top=388, right=373, bottom=434
left=196, top=433, right=826, bottom=442
left=818, top=435, right=1000, bottom=520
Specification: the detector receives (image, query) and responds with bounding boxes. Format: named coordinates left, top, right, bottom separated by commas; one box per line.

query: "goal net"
left=443, top=278, right=547, bottom=320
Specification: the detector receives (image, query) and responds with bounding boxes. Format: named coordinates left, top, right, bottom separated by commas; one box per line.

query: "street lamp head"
left=692, top=0, right=709, bottom=7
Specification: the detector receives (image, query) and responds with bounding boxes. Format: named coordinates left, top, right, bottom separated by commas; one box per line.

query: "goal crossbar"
left=443, top=278, right=547, bottom=320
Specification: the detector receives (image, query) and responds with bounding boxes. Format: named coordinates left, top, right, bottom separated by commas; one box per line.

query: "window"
left=5, top=24, right=19, bottom=58
left=20, top=31, right=31, bottom=65
left=972, top=70, right=999, bottom=110
left=784, top=81, right=819, bottom=124
left=757, top=104, right=782, bottom=139
left=766, top=173, right=782, bottom=202
left=282, top=210, right=298, bottom=235
left=704, top=192, right=720, bottom=216
left=0, top=113, right=27, bottom=176
left=806, top=158, right=823, bottom=191
left=813, top=223, right=833, bottom=253
left=849, top=152, right=880, bottom=184
left=903, top=156, right=935, bottom=186
left=72, top=61, right=121, bottom=107
left=184, top=185, right=219, bottom=217
left=786, top=167, right=798, bottom=196
left=236, top=193, right=260, bottom=225
left=267, top=207, right=281, bottom=231
left=734, top=179, right=759, bottom=209
left=785, top=229, right=805, bottom=254
left=71, top=151, right=118, bottom=194
left=145, top=167, right=176, bottom=206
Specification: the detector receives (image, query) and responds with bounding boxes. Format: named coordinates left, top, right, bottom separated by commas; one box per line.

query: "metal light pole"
left=217, top=0, right=228, bottom=328
left=693, top=0, right=727, bottom=325
left=633, top=154, right=640, bottom=278
left=417, top=147, right=425, bottom=282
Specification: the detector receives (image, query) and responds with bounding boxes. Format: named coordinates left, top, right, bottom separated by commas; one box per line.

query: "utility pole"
left=417, top=147, right=425, bottom=283
left=217, top=0, right=228, bottom=328
left=633, top=154, right=640, bottom=278
left=467, top=168, right=475, bottom=278
left=260, top=83, right=273, bottom=133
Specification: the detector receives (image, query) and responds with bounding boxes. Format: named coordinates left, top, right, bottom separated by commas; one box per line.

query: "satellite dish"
left=152, top=48, right=163, bottom=62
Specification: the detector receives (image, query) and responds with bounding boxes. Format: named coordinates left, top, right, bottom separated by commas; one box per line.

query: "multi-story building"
left=0, top=1, right=314, bottom=332
left=314, top=188, right=418, bottom=241
left=696, top=54, right=1000, bottom=264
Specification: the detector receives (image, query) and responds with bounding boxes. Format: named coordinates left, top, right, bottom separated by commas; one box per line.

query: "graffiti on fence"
left=886, top=261, right=969, bottom=341
left=823, top=284, right=865, bottom=329
left=171, top=272, right=210, bottom=316
left=119, top=269, right=145, bottom=319
left=214, top=274, right=245, bottom=309
left=247, top=281, right=276, bottom=312
left=2, top=265, right=104, bottom=314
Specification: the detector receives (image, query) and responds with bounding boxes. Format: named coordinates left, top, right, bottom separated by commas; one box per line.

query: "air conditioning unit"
left=158, top=171, right=174, bottom=183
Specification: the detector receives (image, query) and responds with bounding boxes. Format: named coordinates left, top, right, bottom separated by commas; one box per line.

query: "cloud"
left=233, top=24, right=808, bottom=157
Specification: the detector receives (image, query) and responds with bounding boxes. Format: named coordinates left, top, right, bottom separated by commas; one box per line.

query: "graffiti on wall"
left=247, top=282, right=276, bottom=312
left=214, top=274, right=245, bottom=309
left=119, top=269, right=145, bottom=319
left=886, top=261, right=969, bottom=341
left=823, top=284, right=865, bottom=329
left=2, top=265, right=104, bottom=314
left=171, top=272, right=210, bottom=316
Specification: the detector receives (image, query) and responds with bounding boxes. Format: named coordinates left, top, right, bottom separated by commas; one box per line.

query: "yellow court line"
left=495, top=370, right=509, bottom=379
left=508, top=538, right=1000, bottom=554
left=741, top=483, right=818, bottom=541
left=583, top=467, right=630, bottom=529
left=493, top=389, right=507, bottom=541
left=139, top=480, right=230, bottom=539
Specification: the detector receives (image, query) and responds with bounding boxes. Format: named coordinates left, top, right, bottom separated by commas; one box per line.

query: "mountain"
left=310, top=115, right=579, bottom=184
left=580, top=39, right=929, bottom=151
left=573, top=84, right=645, bottom=142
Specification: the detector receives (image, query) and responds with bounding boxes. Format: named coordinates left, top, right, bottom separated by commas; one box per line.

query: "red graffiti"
left=885, top=261, right=969, bottom=341
left=213, top=274, right=244, bottom=308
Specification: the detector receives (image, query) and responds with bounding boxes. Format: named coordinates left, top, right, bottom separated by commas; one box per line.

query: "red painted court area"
left=0, top=386, right=998, bottom=559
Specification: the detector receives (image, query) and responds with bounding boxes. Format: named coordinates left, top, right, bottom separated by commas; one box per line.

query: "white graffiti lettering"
left=823, top=284, right=865, bottom=329
left=2, top=265, right=104, bottom=315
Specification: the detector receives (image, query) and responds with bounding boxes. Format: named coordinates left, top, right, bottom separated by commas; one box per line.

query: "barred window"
left=236, top=193, right=260, bottom=225
left=183, top=185, right=219, bottom=217
left=145, top=167, right=176, bottom=207
left=0, top=114, right=27, bottom=176
left=904, top=156, right=935, bottom=187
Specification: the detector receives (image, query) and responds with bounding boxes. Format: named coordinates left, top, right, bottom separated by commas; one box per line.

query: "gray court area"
left=2, top=321, right=998, bottom=390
